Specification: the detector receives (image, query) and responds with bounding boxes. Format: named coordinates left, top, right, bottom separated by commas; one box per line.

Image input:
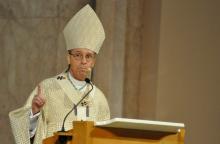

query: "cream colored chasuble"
left=9, top=72, right=110, bottom=144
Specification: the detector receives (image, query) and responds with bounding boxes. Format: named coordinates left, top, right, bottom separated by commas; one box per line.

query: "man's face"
left=67, top=48, right=96, bottom=81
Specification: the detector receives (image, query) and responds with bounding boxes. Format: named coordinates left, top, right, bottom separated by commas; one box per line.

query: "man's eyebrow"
left=71, top=50, right=81, bottom=53
left=70, top=50, right=95, bottom=55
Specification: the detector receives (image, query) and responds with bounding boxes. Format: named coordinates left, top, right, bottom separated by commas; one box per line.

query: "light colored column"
left=94, top=0, right=127, bottom=118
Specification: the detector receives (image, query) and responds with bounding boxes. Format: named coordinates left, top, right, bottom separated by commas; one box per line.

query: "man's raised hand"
left=31, top=85, right=46, bottom=115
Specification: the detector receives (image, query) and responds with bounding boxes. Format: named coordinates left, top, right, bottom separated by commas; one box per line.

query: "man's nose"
left=81, top=56, right=87, bottom=63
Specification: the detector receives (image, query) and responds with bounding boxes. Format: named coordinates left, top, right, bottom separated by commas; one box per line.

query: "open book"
left=95, top=118, right=184, bottom=133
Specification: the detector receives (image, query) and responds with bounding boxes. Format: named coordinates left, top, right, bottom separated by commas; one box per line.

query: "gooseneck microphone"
left=60, top=78, right=93, bottom=132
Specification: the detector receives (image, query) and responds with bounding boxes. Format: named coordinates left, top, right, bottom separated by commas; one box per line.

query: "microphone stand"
left=56, top=78, right=93, bottom=144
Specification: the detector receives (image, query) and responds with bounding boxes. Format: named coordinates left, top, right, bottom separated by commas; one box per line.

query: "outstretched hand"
left=32, top=85, right=46, bottom=115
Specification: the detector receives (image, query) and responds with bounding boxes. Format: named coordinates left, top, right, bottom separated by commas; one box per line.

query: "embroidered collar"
left=67, top=72, right=87, bottom=91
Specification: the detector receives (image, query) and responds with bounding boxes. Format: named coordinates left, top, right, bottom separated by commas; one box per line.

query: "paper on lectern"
left=95, top=118, right=184, bottom=133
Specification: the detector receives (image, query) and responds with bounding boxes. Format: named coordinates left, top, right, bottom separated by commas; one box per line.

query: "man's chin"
left=76, top=72, right=88, bottom=80
left=80, top=70, right=90, bottom=75
left=75, top=76, right=85, bottom=81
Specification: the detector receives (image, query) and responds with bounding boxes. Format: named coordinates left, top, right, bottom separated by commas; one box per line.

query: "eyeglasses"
left=68, top=51, right=96, bottom=62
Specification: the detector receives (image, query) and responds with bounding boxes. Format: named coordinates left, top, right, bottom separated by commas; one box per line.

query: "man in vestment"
left=9, top=4, right=110, bottom=144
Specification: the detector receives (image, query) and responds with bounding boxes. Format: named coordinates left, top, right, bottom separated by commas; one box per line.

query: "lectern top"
left=95, top=118, right=185, bottom=133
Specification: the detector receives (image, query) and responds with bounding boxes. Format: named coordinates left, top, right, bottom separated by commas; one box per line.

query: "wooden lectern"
left=43, top=118, right=185, bottom=144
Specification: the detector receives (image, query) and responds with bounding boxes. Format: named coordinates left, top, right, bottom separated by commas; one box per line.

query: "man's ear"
left=67, top=55, right=70, bottom=64
left=91, top=59, right=96, bottom=68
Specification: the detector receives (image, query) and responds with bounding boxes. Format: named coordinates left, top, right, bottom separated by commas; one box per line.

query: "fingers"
left=33, top=85, right=45, bottom=106
left=36, top=85, right=44, bottom=100
left=37, top=85, right=41, bottom=95
left=33, top=96, right=45, bottom=106
left=32, top=86, right=45, bottom=114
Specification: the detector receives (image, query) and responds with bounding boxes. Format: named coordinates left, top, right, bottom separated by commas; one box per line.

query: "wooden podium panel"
left=43, top=120, right=185, bottom=144
left=91, top=127, right=184, bottom=144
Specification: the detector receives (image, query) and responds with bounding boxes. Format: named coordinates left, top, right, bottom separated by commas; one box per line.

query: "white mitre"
left=63, top=4, right=105, bottom=54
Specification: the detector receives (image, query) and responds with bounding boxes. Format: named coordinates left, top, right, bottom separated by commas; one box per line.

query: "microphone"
left=60, top=78, right=93, bottom=132
left=84, top=78, right=91, bottom=84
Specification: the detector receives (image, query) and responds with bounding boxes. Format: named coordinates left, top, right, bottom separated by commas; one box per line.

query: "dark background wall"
left=1, top=0, right=220, bottom=144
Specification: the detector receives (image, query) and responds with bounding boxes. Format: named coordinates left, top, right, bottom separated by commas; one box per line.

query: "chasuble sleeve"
left=95, top=88, right=110, bottom=121
left=9, top=83, right=47, bottom=144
